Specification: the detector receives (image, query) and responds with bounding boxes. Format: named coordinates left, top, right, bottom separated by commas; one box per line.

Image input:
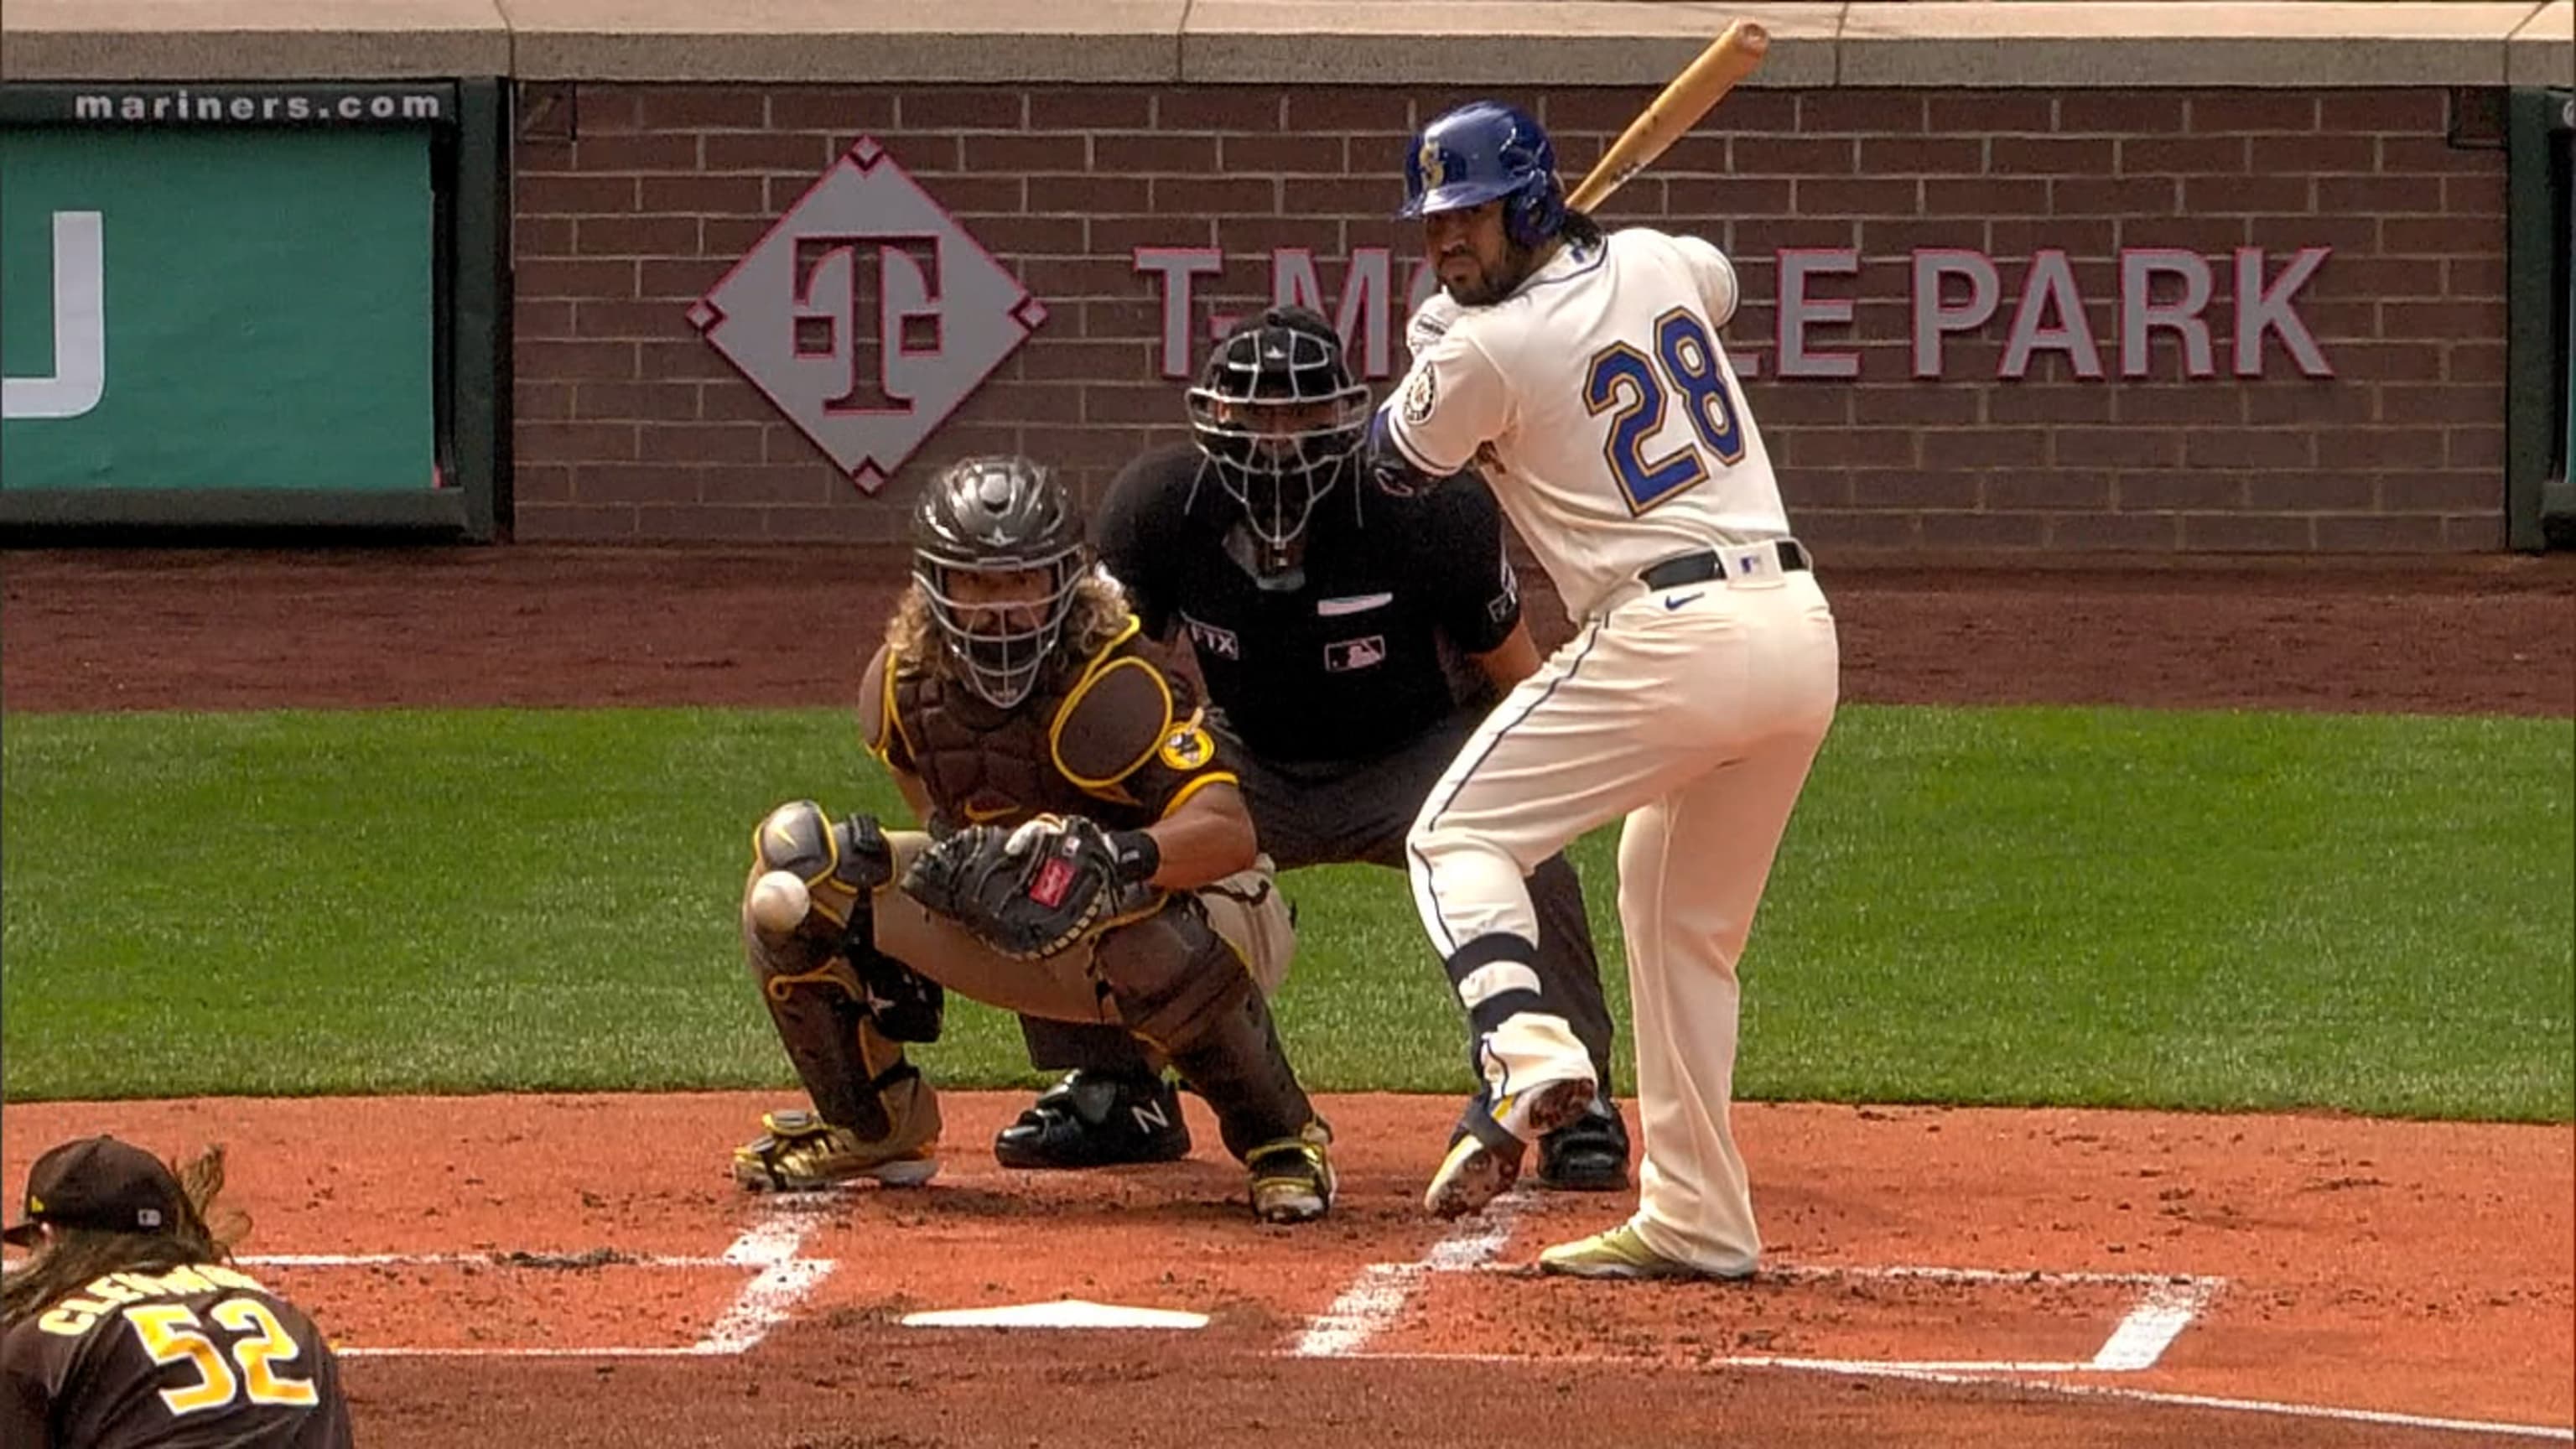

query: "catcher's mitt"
left=899, top=815, right=1156, bottom=961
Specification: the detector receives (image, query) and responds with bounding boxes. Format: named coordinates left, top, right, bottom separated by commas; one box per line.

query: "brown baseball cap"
left=3, top=1135, right=185, bottom=1246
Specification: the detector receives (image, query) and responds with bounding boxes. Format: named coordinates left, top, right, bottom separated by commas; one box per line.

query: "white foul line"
left=2090, top=1277, right=2221, bottom=1371
left=311, top=1208, right=834, bottom=1359
left=244, top=1253, right=735, bottom=1270
left=1291, top=1195, right=1526, bottom=1358
left=1756, top=1359, right=2576, bottom=1443
left=694, top=1208, right=834, bottom=1354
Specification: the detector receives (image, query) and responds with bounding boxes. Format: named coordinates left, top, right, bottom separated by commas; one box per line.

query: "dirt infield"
left=3, top=544, right=2570, bottom=716
left=3, top=543, right=2572, bottom=1446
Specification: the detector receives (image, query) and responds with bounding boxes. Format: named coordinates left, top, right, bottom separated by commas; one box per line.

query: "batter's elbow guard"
left=1363, top=410, right=1444, bottom=499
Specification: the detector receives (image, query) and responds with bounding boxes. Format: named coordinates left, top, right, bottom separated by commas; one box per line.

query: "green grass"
left=3, top=705, right=2568, bottom=1122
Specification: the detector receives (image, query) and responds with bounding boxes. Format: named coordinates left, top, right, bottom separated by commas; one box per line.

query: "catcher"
left=729, top=454, right=1336, bottom=1224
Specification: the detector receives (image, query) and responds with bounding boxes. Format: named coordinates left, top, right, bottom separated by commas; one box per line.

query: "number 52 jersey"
left=3, top=1263, right=353, bottom=1448
left=1384, top=229, right=1789, bottom=621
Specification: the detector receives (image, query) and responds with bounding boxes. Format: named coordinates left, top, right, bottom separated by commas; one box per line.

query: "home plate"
left=899, top=1300, right=1209, bottom=1330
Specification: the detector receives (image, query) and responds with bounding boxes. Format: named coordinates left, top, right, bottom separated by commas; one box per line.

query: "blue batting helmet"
left=1399, top=101, right=1566, bottom=250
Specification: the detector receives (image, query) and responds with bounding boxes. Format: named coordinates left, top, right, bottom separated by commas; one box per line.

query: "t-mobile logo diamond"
left=689, top=138, right=1046, bottom=492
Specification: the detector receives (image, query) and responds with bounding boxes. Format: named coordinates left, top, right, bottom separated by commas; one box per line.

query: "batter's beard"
left=1441, top=241, right=1542, bottom=307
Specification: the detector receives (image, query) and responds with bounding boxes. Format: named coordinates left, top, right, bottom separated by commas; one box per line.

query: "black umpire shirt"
left=1093, top=443, right=1524, bottom=765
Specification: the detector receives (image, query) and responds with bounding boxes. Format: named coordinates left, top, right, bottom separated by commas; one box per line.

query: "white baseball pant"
left=1407, top=538, right=1841, bottom=1274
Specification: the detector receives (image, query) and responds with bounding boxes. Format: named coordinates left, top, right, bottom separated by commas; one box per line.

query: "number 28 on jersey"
left=1582, top=306, right=1745, bottom=515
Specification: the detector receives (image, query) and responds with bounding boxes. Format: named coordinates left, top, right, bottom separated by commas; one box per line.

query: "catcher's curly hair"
left=2, top=1144, right=248, bottom=1327
left=885, top=570, right=1133, bottom=679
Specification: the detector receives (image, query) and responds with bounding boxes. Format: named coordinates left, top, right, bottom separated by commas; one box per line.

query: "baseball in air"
left=749, top=870, right=811, bottom=932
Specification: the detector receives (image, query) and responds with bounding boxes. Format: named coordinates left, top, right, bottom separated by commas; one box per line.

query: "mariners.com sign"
left=0, top=83, right=449, bottom=127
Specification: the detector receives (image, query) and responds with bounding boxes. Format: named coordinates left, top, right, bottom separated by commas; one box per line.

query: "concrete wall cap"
left=0, top=0, right=510, bottom=79
left=508, top=0, right=1187, bottom=82
left=1, top=0, right=2563, bottom=88
left=2506, top=1, right=2573, bottom=88
left=1838, top=2, right=2544, bottom=88
left=1179, top=3, right=1839, bottom=86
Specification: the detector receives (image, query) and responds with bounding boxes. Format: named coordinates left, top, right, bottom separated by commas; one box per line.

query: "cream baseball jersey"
left=1384, top=228, right=1789, bottom=619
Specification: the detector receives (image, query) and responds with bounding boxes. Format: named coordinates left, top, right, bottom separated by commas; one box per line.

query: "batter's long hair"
left=886, top=570, right=1134, bottom=680
left=2, top=1145, right=247, bottom=1326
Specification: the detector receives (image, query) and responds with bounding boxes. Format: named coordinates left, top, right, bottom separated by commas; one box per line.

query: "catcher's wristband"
left=1105, top=829, right=1161, bottom=886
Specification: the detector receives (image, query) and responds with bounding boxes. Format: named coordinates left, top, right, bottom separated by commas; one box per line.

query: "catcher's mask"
left=1186, top=305, right=1370, bottom=565
left=911, top=454, right=1087, bottom=709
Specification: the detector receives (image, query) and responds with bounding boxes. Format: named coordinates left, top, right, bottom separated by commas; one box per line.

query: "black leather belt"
left=1639, top=539, right=1810, bottom=591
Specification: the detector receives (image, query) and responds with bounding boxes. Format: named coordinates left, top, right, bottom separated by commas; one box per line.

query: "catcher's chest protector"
left=893, top=659, right=1162, bottom=833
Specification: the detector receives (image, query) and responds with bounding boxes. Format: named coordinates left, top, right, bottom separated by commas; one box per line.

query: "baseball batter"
left=1367, top=101, right=1842, bottom=1280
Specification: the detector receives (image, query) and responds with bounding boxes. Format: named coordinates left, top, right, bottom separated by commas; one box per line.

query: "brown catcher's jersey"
left=860, top=616, right=1234, bottom=834
left=2, top=1262, right=353, bottom=1449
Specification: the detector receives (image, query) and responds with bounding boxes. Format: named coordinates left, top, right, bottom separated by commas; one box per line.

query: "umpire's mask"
left=1187, top=306, right=1371, bottom=565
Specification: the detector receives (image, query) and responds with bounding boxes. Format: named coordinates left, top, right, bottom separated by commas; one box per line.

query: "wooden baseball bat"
left=1564, top=19, right=1772, bottom=215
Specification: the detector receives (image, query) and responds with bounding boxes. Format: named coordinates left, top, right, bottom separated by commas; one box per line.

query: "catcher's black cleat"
left=994, top=1069, right=1192, bottom=1169
left=1536, top=1093, right=1632, bottom=1192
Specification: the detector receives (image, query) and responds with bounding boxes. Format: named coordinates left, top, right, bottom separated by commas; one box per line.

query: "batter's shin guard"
left=1093, top=901, right=1317, bottom=1161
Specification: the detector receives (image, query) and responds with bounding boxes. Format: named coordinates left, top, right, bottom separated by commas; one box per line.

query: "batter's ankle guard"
left=1445, top=932, right=1549, bottom=1150
left=1445, top=932, right=1546, bottom=1034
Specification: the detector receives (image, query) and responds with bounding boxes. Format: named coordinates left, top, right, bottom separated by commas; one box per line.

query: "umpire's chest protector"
left=886, top=626, right=1192, bottom=834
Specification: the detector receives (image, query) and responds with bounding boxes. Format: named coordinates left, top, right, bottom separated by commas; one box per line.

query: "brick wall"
left=509, top=83, right=2508, bottom=553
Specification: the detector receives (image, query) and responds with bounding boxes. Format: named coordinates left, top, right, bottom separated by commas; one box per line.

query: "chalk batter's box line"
left=255, top=1249, right=2214, bottom=1362
left=1444, top=1259, right=2230, bottom=1374
left=236, top=1243, right=2576, bottom=1433
left=1324, top=1350, right=2576, bottom=1445
left=242, top=1208, right=832, bottom=1360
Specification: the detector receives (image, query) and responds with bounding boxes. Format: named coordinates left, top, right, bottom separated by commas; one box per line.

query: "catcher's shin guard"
left=733, top=1057, right=942, bottom=1192
left=1091, top=898, right=1320, bottom=1164
left=744, top=804, right=943, bottom=1135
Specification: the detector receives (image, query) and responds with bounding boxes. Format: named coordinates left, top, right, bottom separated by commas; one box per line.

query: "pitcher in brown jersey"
left=727, top=455, right=1333, bottom=1225
left=3, top=1136, right=355, bottom=1448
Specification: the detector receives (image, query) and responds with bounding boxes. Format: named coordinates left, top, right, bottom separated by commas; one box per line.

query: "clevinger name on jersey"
left=34, top=1264, right=282, bottom=1337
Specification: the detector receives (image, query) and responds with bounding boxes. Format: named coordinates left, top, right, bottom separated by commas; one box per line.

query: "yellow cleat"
left=731, top=1091, right=941, bottom=1192
left=1245, top=1121, right=1335, bottom=1224
left=1537, top=1223, right=1754, bottom=1282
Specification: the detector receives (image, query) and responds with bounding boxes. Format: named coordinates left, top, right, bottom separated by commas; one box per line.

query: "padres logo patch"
left=1158, top=722, right=1216, bottom=771
left=1401, top=366, right=1437, bottom=425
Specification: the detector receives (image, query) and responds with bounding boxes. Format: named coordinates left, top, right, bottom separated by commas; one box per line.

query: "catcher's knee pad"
left=749, top=801, right=943, bottom=1043
left=754, top=800, right=895, bottom=908
left=1092, top=900, right=1317, bottom=1162
left=1088, top=897, right=1249, bottom=1049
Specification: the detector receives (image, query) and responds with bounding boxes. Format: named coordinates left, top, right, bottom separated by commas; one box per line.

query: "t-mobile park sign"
left=1135, top=244, right=2332, bottom=382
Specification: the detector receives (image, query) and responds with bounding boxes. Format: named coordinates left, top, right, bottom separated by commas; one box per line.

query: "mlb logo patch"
left=1325, top=636, right=1387, bottom=673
